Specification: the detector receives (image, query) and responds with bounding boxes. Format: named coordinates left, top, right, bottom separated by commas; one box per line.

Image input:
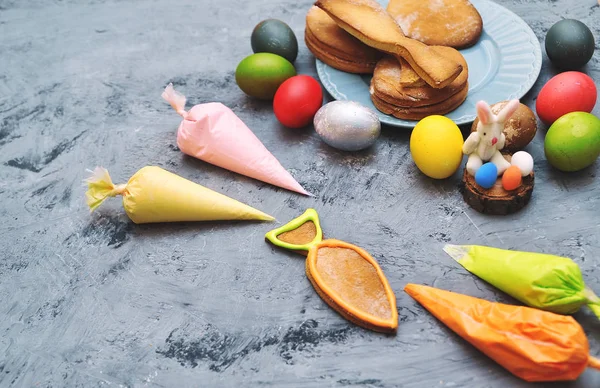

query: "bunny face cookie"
left=463, top=100, right=520, bottom=176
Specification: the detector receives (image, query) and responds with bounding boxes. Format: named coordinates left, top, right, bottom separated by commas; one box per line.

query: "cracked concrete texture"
left=0, top=0, right=599, bottom=387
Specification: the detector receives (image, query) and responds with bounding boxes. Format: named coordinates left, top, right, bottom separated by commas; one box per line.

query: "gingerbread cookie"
left=306, top=239, right=398, bottom=333
left=265, top=208, right=323, bottom=255
left=370, top=84, right=468, bottom=120
left=387, top=0, right=483, bottom=49
left=305, top=6, right=382, bottom=74
left=369, top=49, right=469, bottom=120
left=265, top=209, right=398, bottom=333
left=315, top=0, right=462, bottom=89
left=397, top=57, right=427, bottom=88
left=371, top=48, right=468, bottom=107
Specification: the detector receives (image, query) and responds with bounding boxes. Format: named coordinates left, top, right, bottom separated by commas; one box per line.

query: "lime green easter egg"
left=544, top=112, right=600, bottom=172
left=235, top=53, right=296, bottom=100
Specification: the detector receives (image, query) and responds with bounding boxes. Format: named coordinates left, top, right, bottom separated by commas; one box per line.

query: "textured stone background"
left=1, top=0, right=599, bottom=387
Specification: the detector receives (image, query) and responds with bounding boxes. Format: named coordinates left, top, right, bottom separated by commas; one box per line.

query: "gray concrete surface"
left=1, top=0, right=599, bottom=387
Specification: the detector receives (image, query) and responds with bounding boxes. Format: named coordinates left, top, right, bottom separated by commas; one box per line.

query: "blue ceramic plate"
left=315, top=0, right=542, bottom=128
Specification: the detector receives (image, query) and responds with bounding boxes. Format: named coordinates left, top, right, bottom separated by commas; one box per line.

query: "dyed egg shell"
left=471, top=101, right=537, bottom=152
left=545, top=19, right=595, bottom=70
left=502, top=166, right=522, bottom=191
left=314, top=101, right=380, bottom=151
left=511, top=151, right=534, bottom=176
left=274, top=75, right=323, bottom=128
left=410, top=115, right=464, bottom=179
left=235, top=53, right=296, bottom=100
left=535, top=72, right=597, bottom=126
left=475, top=163, right=498, bottom=189
left=251, top=19, right=298, bottom=63
left=544, top=112, right=600, bottom=172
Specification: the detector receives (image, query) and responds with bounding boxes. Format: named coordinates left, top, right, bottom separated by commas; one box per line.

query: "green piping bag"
left=444, top=244, right=600, bottom=319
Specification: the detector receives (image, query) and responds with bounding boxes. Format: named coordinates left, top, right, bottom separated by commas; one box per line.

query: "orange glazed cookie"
left=306, top=239, right=398, bottom=333
left=265, top=210, right=398, bottom=333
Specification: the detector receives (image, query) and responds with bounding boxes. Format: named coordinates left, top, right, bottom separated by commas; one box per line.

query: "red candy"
left=502, top=165, right=522, bottom=191
left=535, top=72, right=597, bottom=126
left=273, top=75, right=323, bottom=128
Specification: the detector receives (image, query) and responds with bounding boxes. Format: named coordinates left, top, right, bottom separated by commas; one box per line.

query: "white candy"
left=511, top=151, right=534, bottom=176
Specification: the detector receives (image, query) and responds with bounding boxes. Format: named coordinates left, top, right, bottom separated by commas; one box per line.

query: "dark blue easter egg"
left=475, top=163, right=498, bottom=189
left=251, top=19, right=298, bottom=63
left=545, top=19, right=595, bottom=70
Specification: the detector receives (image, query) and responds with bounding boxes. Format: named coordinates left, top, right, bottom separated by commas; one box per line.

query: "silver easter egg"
left=313, top=101, right=381, bottom=151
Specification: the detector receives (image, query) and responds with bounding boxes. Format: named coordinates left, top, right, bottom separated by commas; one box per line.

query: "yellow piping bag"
left=85, top=166, right=274, bottom=223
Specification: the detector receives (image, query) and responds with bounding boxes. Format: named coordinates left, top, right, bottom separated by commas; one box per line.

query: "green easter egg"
left=251, top=19, right=298, bottom=63
left=544, top=112, right=600, bottom=172
left=235, top=53, right=296, bottom=100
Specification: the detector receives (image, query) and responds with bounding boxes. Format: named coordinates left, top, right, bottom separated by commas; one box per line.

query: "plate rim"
left=315, top=0, right=543, bottom=129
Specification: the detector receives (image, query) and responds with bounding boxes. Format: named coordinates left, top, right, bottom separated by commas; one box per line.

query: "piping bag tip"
left=443, top=244, right=468, bottom=262
left=589, top=356, right=600, bottom=371
left=403, top=283, right=420, bottom=296
left=584, top=287, right=600, bottom=319
left=586, top=303, right=600, bottom=320
left=290, top=184, right=313, bottom=197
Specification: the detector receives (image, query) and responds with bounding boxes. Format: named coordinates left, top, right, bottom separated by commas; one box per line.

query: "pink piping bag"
left=162, top=84, right=311, bottom=196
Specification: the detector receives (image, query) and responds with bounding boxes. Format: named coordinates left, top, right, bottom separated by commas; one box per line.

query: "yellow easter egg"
left=410, top=115, right=464, bottom=179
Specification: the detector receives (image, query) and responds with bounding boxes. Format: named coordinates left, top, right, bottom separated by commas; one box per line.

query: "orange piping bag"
left=405, top=283, right=600, bottom=382
left=444, top=244, right=600, bottom=319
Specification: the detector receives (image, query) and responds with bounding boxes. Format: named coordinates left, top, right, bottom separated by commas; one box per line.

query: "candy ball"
left=511, top=151, right=534, bottom=176
left=535, top=72, right=597, bottom=126
left=313, top=101, right=380, bottom=151
left=273, top=75, right=323, bottom=128
left=474, top=163, right=498, bottom=189
left=502, top=166, right=522, bottom=191
left=545, top=19, right=595, bottom=70
left=410, top=115, right=463, bottom=179
left=251, top=19, right=298, bottom=63
left=235, top=53, right=296, bottom=100
left=544, top=112, right=600, bottom=172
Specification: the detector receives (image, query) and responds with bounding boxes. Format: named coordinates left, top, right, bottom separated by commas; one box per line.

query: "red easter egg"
left=502, top=165, right=522, bottom=191
left=535, top=71, right=597, bottom=126
left=273, top=75, right=323, bottom=128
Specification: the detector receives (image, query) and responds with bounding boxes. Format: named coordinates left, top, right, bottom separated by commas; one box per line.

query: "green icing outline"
left=265, top=208, right=323, bottom=252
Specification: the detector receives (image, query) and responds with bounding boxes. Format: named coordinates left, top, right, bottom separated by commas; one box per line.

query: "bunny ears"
left=476, top=99, right=520, bottom=124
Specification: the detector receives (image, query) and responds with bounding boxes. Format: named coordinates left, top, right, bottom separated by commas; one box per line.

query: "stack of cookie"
left=305, top=6, right=382, bottom=74
left=370, top=48, right=469, bottom=120
left=305, top=0, right=482, bottom=120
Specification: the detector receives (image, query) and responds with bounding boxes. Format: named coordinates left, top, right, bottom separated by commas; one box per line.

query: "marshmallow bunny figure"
left=463, top=100, right=520, bottom=176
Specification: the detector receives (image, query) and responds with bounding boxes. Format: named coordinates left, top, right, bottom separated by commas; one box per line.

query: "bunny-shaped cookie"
left=463, top=100, right=520, bottom=176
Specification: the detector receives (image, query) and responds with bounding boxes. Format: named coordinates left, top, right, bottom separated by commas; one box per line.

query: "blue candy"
left=475, top=163, right=498, bottom=189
